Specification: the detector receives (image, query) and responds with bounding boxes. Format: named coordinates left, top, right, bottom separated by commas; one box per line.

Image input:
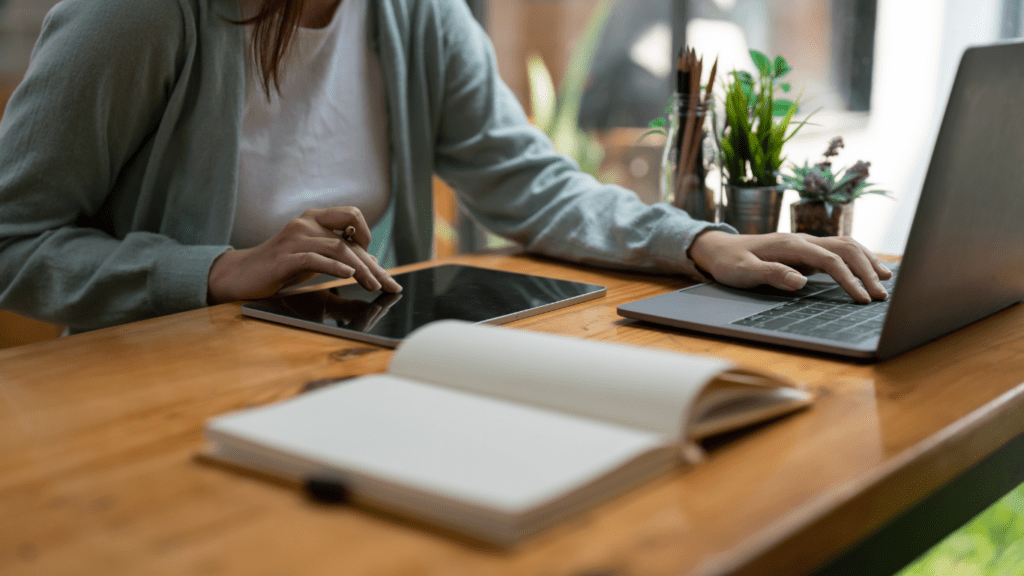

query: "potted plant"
left=781, top=136, right=891, bottom=237
left=718, top=50, right=810, bottom=234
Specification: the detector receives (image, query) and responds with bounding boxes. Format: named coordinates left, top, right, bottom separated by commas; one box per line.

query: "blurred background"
left=475, top=0, right=1023, bottom=257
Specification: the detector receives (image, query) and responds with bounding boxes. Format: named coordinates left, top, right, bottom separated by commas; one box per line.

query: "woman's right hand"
left=207, top=207, right=402, bottom=305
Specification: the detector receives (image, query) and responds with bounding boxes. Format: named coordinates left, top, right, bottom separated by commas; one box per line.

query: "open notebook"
left=204, top=321, right=812, bottom=545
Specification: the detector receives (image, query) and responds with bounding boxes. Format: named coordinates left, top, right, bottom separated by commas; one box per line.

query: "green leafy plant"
left=639, top=99, right=675, bottom=142
left=719, top=50, right=810, bottom=187
left=526, top=0, right=613, bottom=180
left=781, top=136, right=891, bottom=216
left=454, top=0, right=612, bottom=253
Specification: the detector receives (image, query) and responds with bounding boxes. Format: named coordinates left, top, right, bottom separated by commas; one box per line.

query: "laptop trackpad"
left=686, top=280, right=835, bottom=304
left=619, top=278, right=840, bottom=326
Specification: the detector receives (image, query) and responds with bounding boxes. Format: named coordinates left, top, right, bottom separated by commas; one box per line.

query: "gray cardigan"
left=0, top=0, right=731, bottom=332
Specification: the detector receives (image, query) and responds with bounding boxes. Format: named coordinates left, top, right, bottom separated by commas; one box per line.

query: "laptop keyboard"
left=730, top=265, right=900, bottom=343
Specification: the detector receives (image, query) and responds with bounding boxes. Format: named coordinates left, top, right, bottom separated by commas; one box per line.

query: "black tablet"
left=240, top=264, right=606, bottom=347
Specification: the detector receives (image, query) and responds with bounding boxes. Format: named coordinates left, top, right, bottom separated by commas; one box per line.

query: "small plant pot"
left=723, top=185, right=784, bottom=234
left=791, top=202, right=853, bottom=237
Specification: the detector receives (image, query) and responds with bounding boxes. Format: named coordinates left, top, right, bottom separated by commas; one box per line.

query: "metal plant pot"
left=723, top=185, right=784, bottom=234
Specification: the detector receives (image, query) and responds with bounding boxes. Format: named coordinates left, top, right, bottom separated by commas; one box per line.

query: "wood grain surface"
left=2, top=252, right=1023, bottom=576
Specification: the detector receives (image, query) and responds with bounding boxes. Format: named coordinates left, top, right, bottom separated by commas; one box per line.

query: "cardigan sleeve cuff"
left=647, top=216, right=737, bottom=283
left=150, top=244, right=232, bottom=316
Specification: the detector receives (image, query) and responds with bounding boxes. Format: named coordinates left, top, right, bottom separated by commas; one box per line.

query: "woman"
left=0, top=0, right=890, bottom=333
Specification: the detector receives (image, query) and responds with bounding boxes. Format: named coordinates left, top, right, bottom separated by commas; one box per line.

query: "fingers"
left=295, top=235, right=402, bottom=294
left=701, top=246, right=806, bottom=292
left=764, top=238, right=872, bottom=303
left=352, top=247, right=403, bottom=294
left=287, top=251, right=356, bottom=282
left=757, top=261, right=809, bottom=291
left=803, top=236, right=889, bottom=301
left=305, top=207, right=372, bottom=249
left=307, top=208, right=401, bottom=292
left=870, top=253, right=894, bottom=280
left=341, top=238, right=401, bottom=293
left=281, top=209, right=400, bottom=293
left=212, top=207, right=399, bottom=302
left=691, top=232, right=890, bottom=304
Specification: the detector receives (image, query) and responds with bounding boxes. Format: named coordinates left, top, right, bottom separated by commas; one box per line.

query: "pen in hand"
left=338, top=224, right=402, bottom=293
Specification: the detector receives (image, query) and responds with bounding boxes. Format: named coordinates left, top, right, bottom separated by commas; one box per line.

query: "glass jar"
left=660, top=94, right=722, bottom=223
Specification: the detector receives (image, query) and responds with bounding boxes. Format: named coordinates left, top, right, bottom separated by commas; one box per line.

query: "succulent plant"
left=782, top=137, right=890, bottom=216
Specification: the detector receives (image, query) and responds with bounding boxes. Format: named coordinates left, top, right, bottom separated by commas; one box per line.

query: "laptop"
left=617, top=41, right=1024, bottom=360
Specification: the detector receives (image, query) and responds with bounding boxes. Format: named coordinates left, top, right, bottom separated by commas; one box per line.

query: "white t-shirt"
left=232, top=0, right=393, bottom=263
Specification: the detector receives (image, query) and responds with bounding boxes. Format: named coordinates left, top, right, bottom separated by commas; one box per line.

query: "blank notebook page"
left=208, top=376, right=665, bottom=513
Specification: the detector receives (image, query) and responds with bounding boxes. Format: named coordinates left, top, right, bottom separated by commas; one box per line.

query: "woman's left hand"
left=687, top=231, right=893, bottom=303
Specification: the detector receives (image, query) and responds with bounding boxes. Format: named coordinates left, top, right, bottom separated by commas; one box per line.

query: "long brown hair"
left=235, top=0, right=306, bottom=96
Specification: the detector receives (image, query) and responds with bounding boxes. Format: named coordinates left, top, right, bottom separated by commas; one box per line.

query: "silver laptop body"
left=618, top=41, right=1024, bottom=360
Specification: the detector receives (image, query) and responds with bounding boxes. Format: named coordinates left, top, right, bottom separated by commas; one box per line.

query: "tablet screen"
left=241, top=264, right=606, bottom=347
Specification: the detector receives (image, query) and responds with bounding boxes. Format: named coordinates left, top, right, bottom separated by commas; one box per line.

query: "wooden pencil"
left=681, top=55, right=716, bottom=198
left=676, top=49, right=703, bottom=208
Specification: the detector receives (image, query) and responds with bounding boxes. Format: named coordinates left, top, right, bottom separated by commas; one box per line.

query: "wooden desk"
left=2, top=252, right=1024, bottom=576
